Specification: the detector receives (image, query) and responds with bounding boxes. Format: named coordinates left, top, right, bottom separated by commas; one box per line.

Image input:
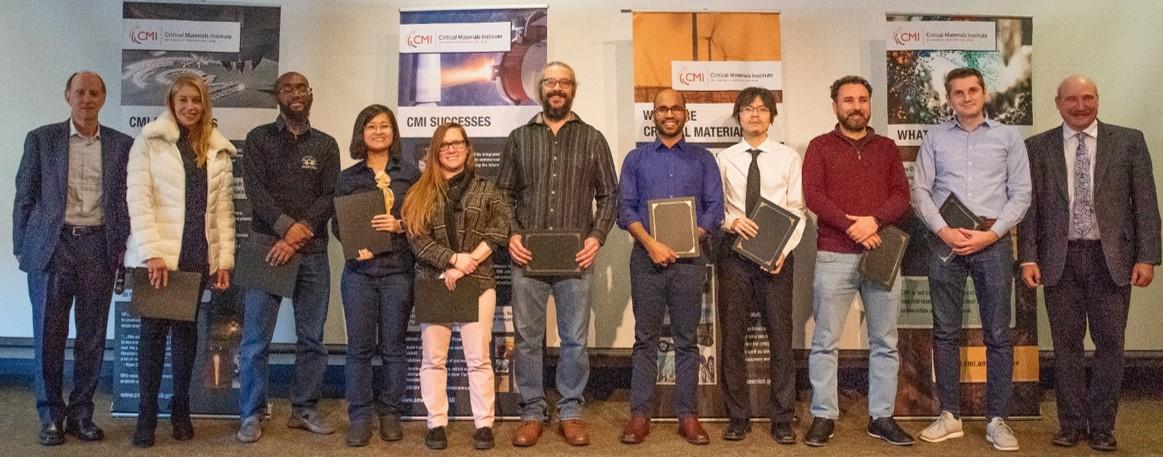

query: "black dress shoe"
left=1051, top=428, right=1084, bottom=447
left=867, top=417, right=914, bottom=446
left=1088, top=431, right=1118, bottom=452
left=39, top=421, right=65, bottom=446
left=132, top=426, right=156, bottom=448
left=723, top=420, right=751, bottom=441
left=804, top=417, right=834, bottom=447
left=425, top=426, right=447, bottom=450
left=771, top=421, right=797, bottom=444
left=172, top=416, right=195, bottom=441
left=473, top=427, right=495, bottom=450
left=65, top=418, right=105, bottom=441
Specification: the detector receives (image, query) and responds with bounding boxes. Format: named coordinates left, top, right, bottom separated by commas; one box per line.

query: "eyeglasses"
left=439, top=140, right=467, bottom=151
left=278, top=86, right=313, bottom=96
left=654, top=106, right=687, bottom=115
left=540, top=78, right=575, bottom=89
left=741, top=105, right=771, bottom=116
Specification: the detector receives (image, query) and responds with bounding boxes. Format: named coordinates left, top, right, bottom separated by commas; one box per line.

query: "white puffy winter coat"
left=124, top=110, right=236, bottom=272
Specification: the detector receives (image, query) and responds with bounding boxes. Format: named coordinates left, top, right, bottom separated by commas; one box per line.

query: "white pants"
left=419, top=288, right=497, bottom=429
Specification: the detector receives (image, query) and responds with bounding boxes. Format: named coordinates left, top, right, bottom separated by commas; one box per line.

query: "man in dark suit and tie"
left=12, top=72, right=133, bottom=446
left=1018, top=75, right=1161, bottom=452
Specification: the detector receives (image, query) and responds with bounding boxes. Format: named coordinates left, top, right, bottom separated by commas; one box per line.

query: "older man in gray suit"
left=1018, top=75, right=1161, bottom=453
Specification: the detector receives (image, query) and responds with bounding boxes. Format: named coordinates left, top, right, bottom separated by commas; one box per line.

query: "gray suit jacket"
left=1017, top=121, right=1161, bottom=286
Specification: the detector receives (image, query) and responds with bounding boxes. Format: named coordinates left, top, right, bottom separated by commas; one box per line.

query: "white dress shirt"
left=717, top=136, right=805, bottom=257
left=66, top=118, right=103, bottom=226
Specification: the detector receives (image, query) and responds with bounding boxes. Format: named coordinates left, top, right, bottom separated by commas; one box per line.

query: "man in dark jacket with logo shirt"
left=236, top=72, right=340, bottom=443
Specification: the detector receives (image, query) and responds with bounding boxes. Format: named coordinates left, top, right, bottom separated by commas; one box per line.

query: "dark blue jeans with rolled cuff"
left=628, top=244, right=705, bottom=418
left=928, top=236, right=1014, bottom=420
left=238, top=252, right=331, bottom=420
left=340, top=269, right=414, bottom=423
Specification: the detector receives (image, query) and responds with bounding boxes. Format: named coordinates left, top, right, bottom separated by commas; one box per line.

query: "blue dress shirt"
left=912, top=117, right=1032, bottom=238
left=617, top=139, right=724, bottom=235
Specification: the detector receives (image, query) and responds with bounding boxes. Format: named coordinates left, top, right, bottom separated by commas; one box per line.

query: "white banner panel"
left=886, top=21, right=997, bottom=51
left=399, top=22, right=512, bottom=53
left=398, top=105, right=542, bottom=138
left=123, top=19, right=241, bottom=52
left=670, top=61, right=782, bottom=91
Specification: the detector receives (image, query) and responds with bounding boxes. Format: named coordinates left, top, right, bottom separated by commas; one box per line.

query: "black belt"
left=63, top=225, right=103, bottom=237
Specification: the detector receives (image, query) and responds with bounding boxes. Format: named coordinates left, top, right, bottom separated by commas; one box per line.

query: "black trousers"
left=137, top=272, right=205, bottom=425
left=1045, top=240, right=1131, bottom=434
left=28, top=228, right=113, bottom=425
left=716, top=245, right=796, bottom=423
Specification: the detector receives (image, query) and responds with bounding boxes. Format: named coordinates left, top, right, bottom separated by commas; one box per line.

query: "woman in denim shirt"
left=333, top=104, right=419, bottom=447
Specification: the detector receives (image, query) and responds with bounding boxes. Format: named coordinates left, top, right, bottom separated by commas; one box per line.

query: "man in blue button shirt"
left=617, top=89, right=723, bottom=446
left=912, top=67, right=1031, bottom=452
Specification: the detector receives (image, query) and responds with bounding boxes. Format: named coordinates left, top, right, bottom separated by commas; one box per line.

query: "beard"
left=279, top=102, right=311, bottom=123
left=541, top=90, right=573, bottom=121
left=838, top=111, right=868, bottom=132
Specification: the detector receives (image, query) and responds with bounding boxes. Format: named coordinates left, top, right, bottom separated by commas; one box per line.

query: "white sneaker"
left=985, top=417, right=1019, bottom=451
left=919, top=410, right=964, bottom=443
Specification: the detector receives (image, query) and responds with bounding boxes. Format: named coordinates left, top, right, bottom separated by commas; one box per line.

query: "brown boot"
left=678, top=416, right=710, bottom=445
left=621, top=416, right=650, bottom=444
left=558, top=419, right=591, bottom=446
left=511, top=421, right=543, bottom=447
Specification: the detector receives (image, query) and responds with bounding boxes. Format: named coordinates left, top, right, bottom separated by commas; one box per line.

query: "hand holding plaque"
left=647, top=197, right=700, bottom=259
left=732, top=197, right=800, bottom=271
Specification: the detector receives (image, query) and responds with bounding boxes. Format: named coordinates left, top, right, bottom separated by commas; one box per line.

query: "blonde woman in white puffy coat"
left=124, top=74, right=236, bottom=448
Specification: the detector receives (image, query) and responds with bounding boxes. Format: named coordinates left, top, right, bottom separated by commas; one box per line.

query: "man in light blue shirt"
left=911, top=67, right=1031, bottom=452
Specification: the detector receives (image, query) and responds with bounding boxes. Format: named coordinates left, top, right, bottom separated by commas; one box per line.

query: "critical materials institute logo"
left=892, top=27, right=922, bottom=46
left=406, top=31, right=433, bottom=48
left=128, top=25, right=159, bottom=45
left=676, top=69, right=705, bottom=87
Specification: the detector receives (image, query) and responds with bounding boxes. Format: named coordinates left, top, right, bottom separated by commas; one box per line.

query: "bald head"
left=1055, top=75, right=1099, bottom=131
left=654, top=89, right=686, bottom=106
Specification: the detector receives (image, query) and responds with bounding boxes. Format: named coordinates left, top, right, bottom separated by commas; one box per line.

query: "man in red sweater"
left=801, top=76, right=914, bottom=447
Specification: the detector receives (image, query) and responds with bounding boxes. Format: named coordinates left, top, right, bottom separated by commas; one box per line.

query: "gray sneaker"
left=236, top=415, right=263, bottom=443
left=986, top=417, right=1019, bottom=451
left=919, top=411, right=964, bottom=443
left=288, top=410, right=336, bottom=435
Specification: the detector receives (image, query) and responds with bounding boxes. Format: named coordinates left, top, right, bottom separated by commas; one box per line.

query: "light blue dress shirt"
left=911, top=117, right=1032, bottom=238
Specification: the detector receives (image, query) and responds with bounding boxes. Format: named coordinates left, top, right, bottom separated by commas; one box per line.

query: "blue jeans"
left=809, top=251, right=901, bottom=420
left=340, top=270, right=413, bottom=422
left=928, top=237, right=1013, bottom=419
left=628, top=245, right=704, bottom=417
left=511, top=266, right=591, bottom=421
left=238, top=252, right=331, bottom=419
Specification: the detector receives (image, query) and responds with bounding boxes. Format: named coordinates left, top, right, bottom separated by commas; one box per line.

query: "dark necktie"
left=745, top=148, right=762, bottom=215
left=1071, top=132, right=1096, bottom=238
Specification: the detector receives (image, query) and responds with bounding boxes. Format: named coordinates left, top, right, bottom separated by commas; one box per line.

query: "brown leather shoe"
left=511, top=421, right=543, bottom=447
left=678, top=416, right=710, bottom=445
left=621, top=416, right=650, bottom=444
left=558, top=419, right=591, bottom=446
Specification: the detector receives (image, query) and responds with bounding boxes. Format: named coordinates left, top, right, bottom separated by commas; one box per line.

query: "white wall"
left=2, top=0, right=1161, bottom=350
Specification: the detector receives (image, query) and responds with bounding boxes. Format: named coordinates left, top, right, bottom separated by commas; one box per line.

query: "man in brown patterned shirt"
left=497, top=61, right=619, bottom=448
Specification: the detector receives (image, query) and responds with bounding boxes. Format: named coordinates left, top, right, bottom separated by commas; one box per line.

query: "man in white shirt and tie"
left=715, top=87, right=805, bottom=444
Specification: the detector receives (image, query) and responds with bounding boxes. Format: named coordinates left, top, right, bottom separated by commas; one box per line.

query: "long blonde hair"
left=401, top=122, right=476, bottom=236
left=166, top=74, right=214, bottom=167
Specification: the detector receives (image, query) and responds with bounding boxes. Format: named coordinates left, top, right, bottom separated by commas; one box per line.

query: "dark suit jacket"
left=1018, top=121, right=1161, bottom=286
left=12, top=120, right=133, bottom=273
